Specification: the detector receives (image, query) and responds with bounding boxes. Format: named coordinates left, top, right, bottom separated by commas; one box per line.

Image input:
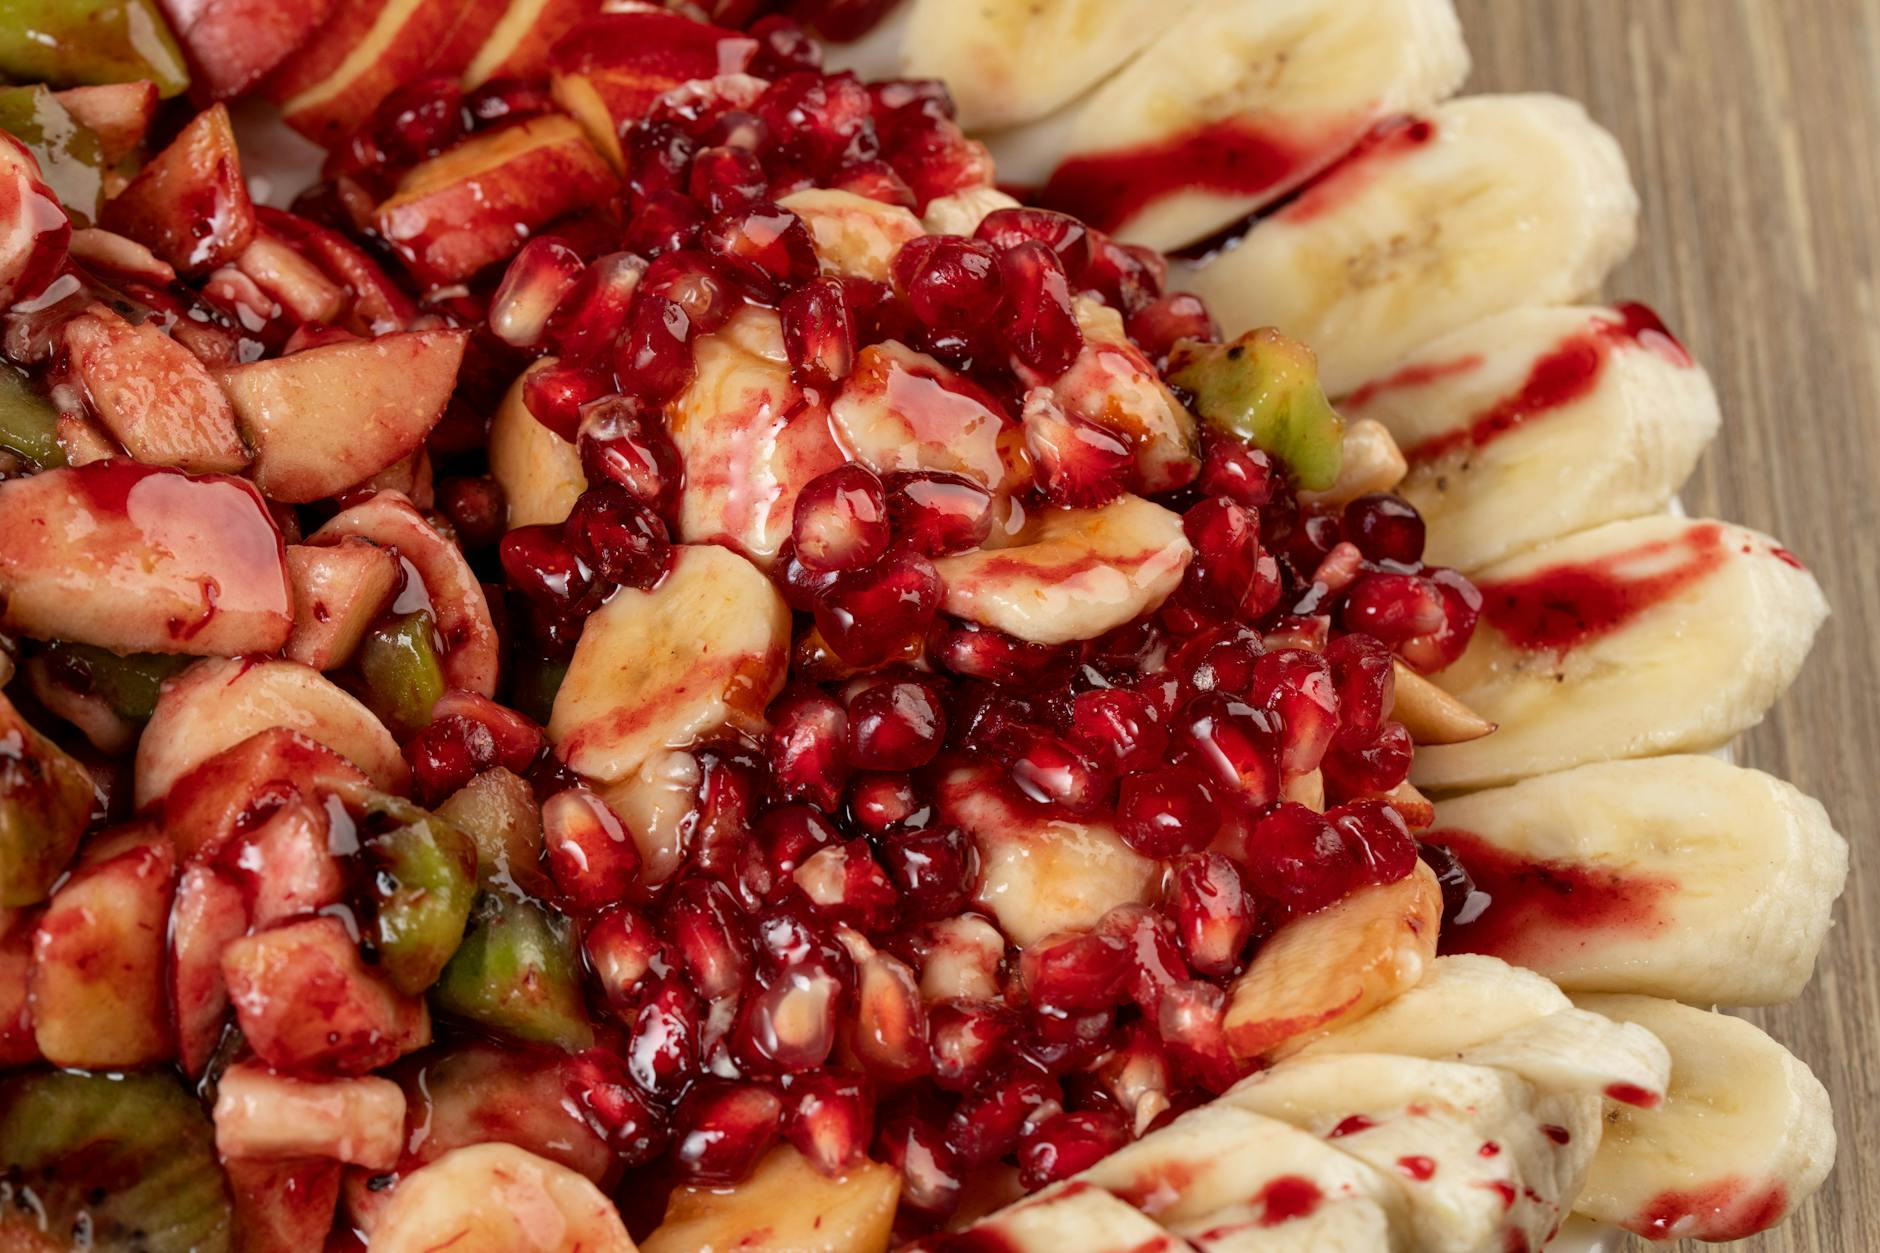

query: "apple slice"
left=217, top=329, right=465, bottom=502
left=31, top=828, right=178, bottom=1068
left=160, top=727, right=371, bottom=861
left=222, top=915, right=430, bottom=1074
left=169, top=863, right=248, bottom=1077
left=52, top=82, right=158, bottom=162
left=100, top=103, right=254, bottom=274
left=0, top=909, right=36, bottom=1067
left=0, top=460, right=291, bottom=656
left=311, top=490, right=501, bottom=696
left=223, top=1157, right=344, bottom=1253
left=0, top=690, right=94, bottom=908
left=937, top=762, right=1158, bottom=946
left=375, top=112, right=616, bottom=289
left=490, top=360, right=586, bottom=528
left=550, top=543, right=790, bottom=784
left=464, top=0, right=603, bottom=88
left=160, top=0, right=335, bottom=99
left=645, top=1145, right=900, bottom=1253
left=547, top=8, right=756, bottom=169
left=231, top=793, right=347, bottom=927
left=255, top=206, right=418, bottom=335
left=268, top=0, right=472, bottom=147
left=283, top=538, right=402, bottom=669
left=0, top=156, right=71, bottom=310
left=58, top=303, right=249, bottom=473
left=134, top=656, right=407, bottom=808
left=1222, top=859, right=1442, bottom=1061
left=214, top=1062, right=407, bottom=1169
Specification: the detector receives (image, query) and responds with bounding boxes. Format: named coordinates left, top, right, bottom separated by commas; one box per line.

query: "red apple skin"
left=431, top=0, right=512, bottom=83
left=269, top=0, right=476, bottom=148
left=52, top=82, right=160, bottom=163
left=255, top=206, right=418, bottom=335
left=59, top=303, right=251, bottom=474
left=217, top=328, right=467, bottom=503
left=170, top=863, right=249, bottom=1077
left=374, top=112, right=617, bottom=288
left=0, top=460, right=293, bottom=657
left=163, top=0, right=336, bottom=100
left=31, top=829, right=178, bottom=1069
left=224, top=1157, right=345, bottom=1253
left=0, top=909, right=37, bottom=1068
left=160, top=727, right=370, bottom=862
left=463, top=0, right=604, bottom=88
left=100, top=103, right=255, bottom=274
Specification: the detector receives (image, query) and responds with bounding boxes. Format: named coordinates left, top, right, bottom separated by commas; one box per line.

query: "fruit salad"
left=0, top=1, right=1847, bottom=1251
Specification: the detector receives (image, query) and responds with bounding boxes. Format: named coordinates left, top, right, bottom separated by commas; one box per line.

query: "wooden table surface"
left=1451, top=1, right=1879, bottom=1247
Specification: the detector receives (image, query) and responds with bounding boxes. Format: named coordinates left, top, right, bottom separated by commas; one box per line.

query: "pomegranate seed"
left=688, top=747, right=763, bottom=882
left=1245, top=802, right=1366, bottom=913
left=625, top=974, right=702, bottom=1098
left=844, top=771, right=929, bottom=837
left=876, top=824, right=974, bottom=922
left=1344, top=493, right=1426, bottom=564
left=781, top=1071, right=873, bottom=1176
left=756, top=71, right=875, bottom=169
left=746, top=804, right=840, bottom=905
left=465, top=77, right=554, bottom=129
left=1016, top=1109, right=1127, bottom=1189
left=1020, top=930, right=1129, bottom=1015
left=673, top=1080, right=784, bottom=1184
left=893, top=235, right=1003, bottom=334
left=371, top=77, right=465, bottom=164
left=829, top=159, right=916, bottom=208
left=930, top=621, right=1067, bottom=688
left=522, top=362, right=611, bottom=441
left=1395, top=566, right=1483, bottom=674
left=613, top=293, right=697, bottom=403
left=700, top=201, right=820, bottom=298
left=813, top=548, right=942, bottom=666
left=999, top=241, right=1084, bottom=380
left=749, top=15, right=823, bottom=77
left=1183, top=496, right=1282, bottom=620
left=1089, top=1023, right=1172, bottom=1134
left=793, top=463, right=890, bottom=572
left=664, top=878, right=753, bottom=1000
left=1067, top=688, right=1166, bottom=776
left=793, top=840, right=899, bottom=932
left=1020, top=1003, right=1116, bottom=1076
left=883, top=470, right=993, bottom=556
left=490, top=237, right=584, bottom=350
left=640, top=248, right=738, bottom=336
left=1199, top=440, right=1279, bottom=514
left=1007, top=733, right=1105, bottom=815
left=974, top=207, right=1091, bottom=277
left=576, top=395, right=683, bottom=514
left=584, top=905, right=673, bottom=1011
left=847, top=678, right=946, bottom=770
left=436, top=475, right=506, bottom=550
left=945, top=1069, right=1062, bottom=1168
left=767, top=688, right=851, bottom=811
left=543, top=788, right=644, bottom=913
left=781, top=277, right=859, bottom=389
left=927, top=1000, right=1015, bottom=1092
left=1023, top=389, right=1130, bottom=507
left=1322, top=720, right=1414, bottom=800
left=1176, top=692, right=1281, bottom=808
left=626, top=121, right=696, bottom=208
left=1100, top=905, right=1190, bottom=1011
left=689, top=145, right=769, bottom=215
left=546, top=251, right=646, bottom=366
left=1167, top=852, right=1258, bottom=978
left=1156, top=978, right=1241, bottom=1093
left=1330, top=798, right=1417, bottom=885
left=1116, top=764, right=1220, bottom=858
left=796, top=0, right=900, bottom=42
left=564, top=484, right=672, bottom=588
left=846, top=935, right=931, bottom=1083
left=1417, top=841, right=1487, bottom=925
left=1324, top=633, right=1396, bottom=747
left=499, top=524, right=600, bottom=617
left=734, top=961, right=843, bottom=1073
left=875, top=1109, right=962, bottom=1220
left=1248, top=648, right=1340, bottom=778
left=622, top=189, right=705, bottom=257
left=1341, top=572, right=1447, bottom=647
left=1126, top=292, right=1217, bottom=366
left=752, top=899, right=855, bottom=985
left=1083, top=232, right=1163, bottom=315
left=1171, top=624, right=1263, bottom=698
left=566, top=1048, right=669, bottom=1167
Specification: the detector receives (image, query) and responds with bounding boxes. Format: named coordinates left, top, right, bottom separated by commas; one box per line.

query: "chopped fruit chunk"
left=58, top=303, right=249, bottom=472
left=0, top=691, right=93, bottom=907
left=217, top=329, right=466, bottom=502
left=432, top=889, right=594, bottom=1049
left=31, top=829, right=177, bottom=1067
left=100, top=103, right=254, bottom=272
left=370, top=1143, right=636, bottom=1253
left=0, top=460, right=292, bottom=656
left=355, top=609, right=447, bottom=737
left=645, top=1145, right=900, bottom=1253
left=214, top=1062, right=406, bottom=1169
left=170, top=862, right=247, bottom=1076
left=0, top=0, right=190, bottom=97
left=435, top=766, right=553, bottom=897
left=283, top=538, right=402, bottom=670
left=1171, top=328, right=1345, bottom=491
left=0, top=911, right=35, bottom=1067
left=52, top=81, right=158, bottom=163
left=224, top=1156, right=343, bottom=1253
left=361, top=796, right=478, bottom=994
left=159, top=726, right=369, bottom=861
left=0, top=86, right=106, bottom=220
left=267, top=0, right=468, bottom=145
left=491, top=361, right=587, bottom=527
left=160, top=0, right=334, bottom=99
left=0, top=364, right=62, bottom=468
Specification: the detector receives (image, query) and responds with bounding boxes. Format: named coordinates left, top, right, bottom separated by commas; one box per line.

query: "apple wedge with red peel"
left=284, top=538, right=402, bottom=669
left=222, top=915, right=431, bottom=1075
left=0, top=690, right=95, bottom=908
left=268, top=0, right=474, bottom=147
left=255, top=206, right=418, bottom=335
left=547, top=9, right=756, bottom=169
left=0, top=460, right=292, bottom=657
left=429, top=0, right=513, bottom=87
left=464, top=0, right=602, bottom=89
left=161, top=0, right=337, bottom=99
left=31, top=828, right=178, bottom=1069
left=59, top=303, right=250, bottom=473
left=550, top=543, right=790, bottom=784
left=224, top=1157, right=344, bottom=1253
left=235, top=234, right=347, bottom=325
left=100, top=103, right=255, bottom=274
left=135, top=656, right=408, bottom=808
left=170, top=863, right=248, bottom=1077
left=374, top=112, right=616, bottom=289
left=311, top=491, right=501, bottom=696
left=160, top=727, right=370, bottom=861
left=217, top=329, right=466, bottom=503
left=52, top=82, right=158, bottom=163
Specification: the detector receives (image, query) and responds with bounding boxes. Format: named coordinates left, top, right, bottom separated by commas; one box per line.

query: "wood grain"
left=1452, top=1, right=1880, bottom=1248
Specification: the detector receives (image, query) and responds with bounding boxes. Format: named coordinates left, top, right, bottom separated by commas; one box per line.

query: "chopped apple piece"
left=934, top=494, right=1192, bottom=645
left=100, top=103, right=254, bottom=273
left=51, top=81, right=155, bottom=164
left=0, top=155, right=71, bottom=309
left=0, top=909, right=36, bottom=1067
left=436, top=767, right=553, bottom=896
left=311, top=490, right=501, bottom=696
left=31, top=828, right=177, bottom=1068
left=169, top=863, right=247, bottom=1077
left=58, top=303, right=249, bottom=472
left=159, top=0, right=335, bottom=99
left=645, top=1146, right=899, bottom=1253
left=1223, top=859, right=1442, bottom=1062
left=134, top=656, right=407, bottom=807
left=224, top=1156, right=343, bottom=1253
left=235, top=233, right=346, bottom=324
left=222, top=915, right=430, bottom=1074
left=268, top=0, right=473, bottom=146
left=490, top=360, right=586, bottom=528
left=0, top=86, right=107, bottom=221
left=214, top=1062, right=406, bottom=1169
left=371, top=1143, right=636, bottom=1253
left=231, top=793, right=347, bottom=927
left=375, top=112, right=616, bottom=289
left=464, top=0, right=601, bottom=88
left=217, top=329, right=466, bottom=502
left=283, top=537, right=402, bottom=669
left=256, top=205, right=418, bottom=335
left=0, top=0, right=190, bottom=97
left=547, top=8, right=755, bottom=168
left=0, top=460, right=292, bottom=656
left=938, top=763, right=1158, bottom=946
left=550, top=543, right=790, bottom=784
left=0, top=691, right=93, bottom=908
left=830, top=341, right=1029, bottom=494
left=160, top=726, right=370, bottom=861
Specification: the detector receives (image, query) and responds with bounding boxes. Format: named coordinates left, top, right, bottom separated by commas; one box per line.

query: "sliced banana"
left=902, top=0, right=1197, bottom=132
left=491, top=361, right=585, bottom=529
left=1180, top=94, right=1638, bottom=395
left=1427, top=756, right=1846, bottom=1006
left=1343, top=305, right=1721, bottom=571
left=1180, top=1196, right=1400, bottom=1251
left=369, top=1142, right=636, bottom=1253
left=642, top=1145, right=898, bottom=1253
left=946, top=1180, right=1175, bottom=1251
left=1570, top=995, right=1835, bottom=1243
left=988, top=0, right=1469, bottom=251
left=1456, top=1008, right=1671, bottom=1107
left=777, top=188, right=924, bottom=283
left=1412, top=517, right=1827, bottom=791
left=1296, top=953, right=1571, bottom=1060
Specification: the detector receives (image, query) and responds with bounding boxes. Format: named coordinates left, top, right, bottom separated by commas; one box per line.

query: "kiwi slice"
left=1170, top=328, right=1346, bottom=492
left=0, top=1069, right=233, bottom=1251
left=432, top=890, right=595, bottom=1050
left=361, top=795, right=478, bottom=996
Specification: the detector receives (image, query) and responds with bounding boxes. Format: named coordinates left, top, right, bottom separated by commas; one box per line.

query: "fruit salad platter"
left=0, top=0, right=1849, bottom=1250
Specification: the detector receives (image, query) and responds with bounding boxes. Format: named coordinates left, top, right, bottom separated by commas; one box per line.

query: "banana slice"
left=1411, top=517, right=1827, bottom=791
left=491, top=361, right=585, bottom=529
left=1342, top=305, right=1721, bottom=571
left=902, top=0, right=1197, bottom=132
left=1180, top=1197, right=1399, bottom=1251
left=1296, top=953, right=1571, bottom=1059
left=777, top=188, right=924, bottom=282
left=1456, top=1009, right=1671, bottom=1107
left=643, top=1146, right=899, bottom=1253
left=1570, top=995, right=1835, bottom=1243
left=369, top=1142, right=636, bottom=1252
left=1179, top=95, right=1638, bottom=394
left=1223, top=1053, right=1593, bottom=1253
left=1426, top=756, right=1846, bottom=1005
left=987, top=0, right=1468, bottom=251
left=941, top=1180, right=1174, bottom=1251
